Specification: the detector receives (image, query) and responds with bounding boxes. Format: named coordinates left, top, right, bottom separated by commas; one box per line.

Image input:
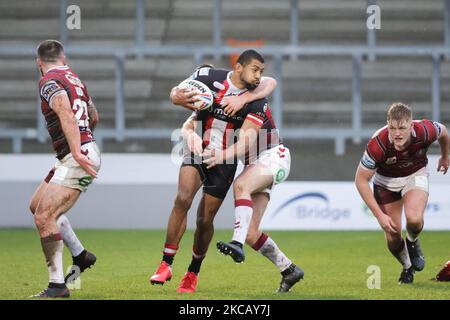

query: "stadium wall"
left=1, top=154, right=449, bottom=230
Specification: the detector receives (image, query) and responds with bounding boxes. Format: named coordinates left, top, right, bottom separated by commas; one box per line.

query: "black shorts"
left=182, top=156, right=237, bottom=200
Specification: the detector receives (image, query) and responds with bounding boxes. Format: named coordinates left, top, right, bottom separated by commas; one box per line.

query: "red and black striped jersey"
left=188, top=67, right=281, bottom=152
left=188, top=67, right=248, bottom=150
left=360, top=119, right=442, bottom=177
left=238, top=97, right=281, bottom=152
left=38, top=65, right=95, bottom=160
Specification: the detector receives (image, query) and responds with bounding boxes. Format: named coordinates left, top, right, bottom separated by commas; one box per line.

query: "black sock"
left=162, top=254, right=174, bottom=266
left=48, top=282, right=66, bottom=289
left=188, top=257, right=204, bottom=274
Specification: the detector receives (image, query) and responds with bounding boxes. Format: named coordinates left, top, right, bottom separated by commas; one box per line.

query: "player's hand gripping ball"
left=178, top=79, right=214, bottom=110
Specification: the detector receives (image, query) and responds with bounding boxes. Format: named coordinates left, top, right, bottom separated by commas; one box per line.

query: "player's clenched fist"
left=437, top=156, right=449, bottom=174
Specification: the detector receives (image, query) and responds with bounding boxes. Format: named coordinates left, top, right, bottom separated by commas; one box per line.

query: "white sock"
left=253, top=233, right=292, bottom=272
left=396, top=240, right=412, bottom=269
left=56, top=215, right=84, bottom=257
left=231, top=199, right=253, bottom=244
left=41, top=234, right=65, bottom=284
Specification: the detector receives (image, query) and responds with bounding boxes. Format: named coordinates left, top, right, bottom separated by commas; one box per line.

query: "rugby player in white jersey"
left=202, top=95, right=304, bottom=293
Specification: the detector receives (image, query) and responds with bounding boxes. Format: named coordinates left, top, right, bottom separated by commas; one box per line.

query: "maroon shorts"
left=373, top=183, right=402, bottom=205
left=44, top=168, right=56, bottom=183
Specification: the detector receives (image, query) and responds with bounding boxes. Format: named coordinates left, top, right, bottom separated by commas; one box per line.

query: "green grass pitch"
left=0, top=229, right=449, bottom=300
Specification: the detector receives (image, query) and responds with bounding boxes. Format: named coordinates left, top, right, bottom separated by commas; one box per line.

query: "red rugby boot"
left=150, top=261, right=172, bottom=285
left=176, top=272, right=198, bottom=293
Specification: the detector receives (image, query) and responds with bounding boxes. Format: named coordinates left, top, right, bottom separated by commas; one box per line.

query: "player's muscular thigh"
left=175, top=166, right=202, bottom=208
left=37, top=183, right=80, bottom=218
left=29, top=181, right=49, bottom=214
left=403, top=190, right=427, bottom=224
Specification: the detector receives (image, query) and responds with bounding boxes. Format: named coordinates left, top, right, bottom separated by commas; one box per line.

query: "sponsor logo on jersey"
left=212, top=106, right=244, bottom=121
left=213, top=81, right=226, bottom=90
left=41, top=80, right=62, bottom=102
left=385, top=156, right=397, bottom=165
left=198, top=67, right=210, bottom=76
left=398, top=161, right=413, bottom=169
left=65, top=73, right=84, bottom=88
left=361, top=152, right=376, bottom=169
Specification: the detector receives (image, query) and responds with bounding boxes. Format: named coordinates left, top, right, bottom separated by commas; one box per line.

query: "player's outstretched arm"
left=51, top=93, right=97, bottom=178
left=222, top=77, right=277, bottom=116
left=170, top=86, right=201, bottom=111
left=247, top=76, right=277, bottom=100
left=437, top=123, right=449, bottom=174
left=355, top=164, right=397, bottom=234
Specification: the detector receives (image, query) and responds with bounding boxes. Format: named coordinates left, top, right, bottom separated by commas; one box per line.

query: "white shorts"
left=252, top=145, right=291, bottom=195
left=374, top=166, right=429, bottom=197
left=50, top=142, right=101, bottom=192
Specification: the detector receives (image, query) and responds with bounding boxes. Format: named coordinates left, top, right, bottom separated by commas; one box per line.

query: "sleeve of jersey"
left=422, top=119, right=441, bottom=144
left=360, top=139, right=382, bottom=170
left=188, top=67, right=214, bottom=88
left=245, top=100, right=267, bottom=127
left=40, top=79, right=66, bottom=107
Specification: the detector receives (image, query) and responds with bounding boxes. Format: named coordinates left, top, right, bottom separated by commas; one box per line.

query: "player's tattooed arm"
left=221, top=77, right=277, bottom=116
left=436, top=123, right=449, bottom=174
left=88, top=101, right=99, bottom=132
left=202, top=119, right=260, bottom=169
left=51, top=93, right=97, bottom=178
left=355, top=165, right=397, bottom=234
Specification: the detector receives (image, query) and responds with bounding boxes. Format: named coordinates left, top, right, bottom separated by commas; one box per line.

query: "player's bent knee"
left=233, top=179, right=248, bottom=197
left=406, top=214, right=423, bottom=228
left=34, top=211, right=49, bottom=229
left=196, top=214, right=214, bottom=229
left=174, top=192, right=193, bottom=210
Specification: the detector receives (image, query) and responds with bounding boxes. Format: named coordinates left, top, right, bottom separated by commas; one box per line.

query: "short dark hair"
left=36, top=40, right=65, bottom=63
left=237, top=50, right=264, bottom=66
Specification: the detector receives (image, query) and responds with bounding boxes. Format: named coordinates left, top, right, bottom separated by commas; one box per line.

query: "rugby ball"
left=178, top=79, right=213, bottom=110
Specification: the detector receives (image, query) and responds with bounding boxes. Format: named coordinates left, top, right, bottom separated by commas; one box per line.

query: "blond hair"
left=387, top=102, right=412, bottom=122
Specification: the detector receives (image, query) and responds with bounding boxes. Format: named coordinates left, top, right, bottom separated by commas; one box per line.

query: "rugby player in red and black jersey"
left=202, top=97, right=304, bottom=293
left=355, top=102, right=449, bottom=284
left=149, top=50, right=278, bottom=293
left=30, top=40, right=101, bottom=298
